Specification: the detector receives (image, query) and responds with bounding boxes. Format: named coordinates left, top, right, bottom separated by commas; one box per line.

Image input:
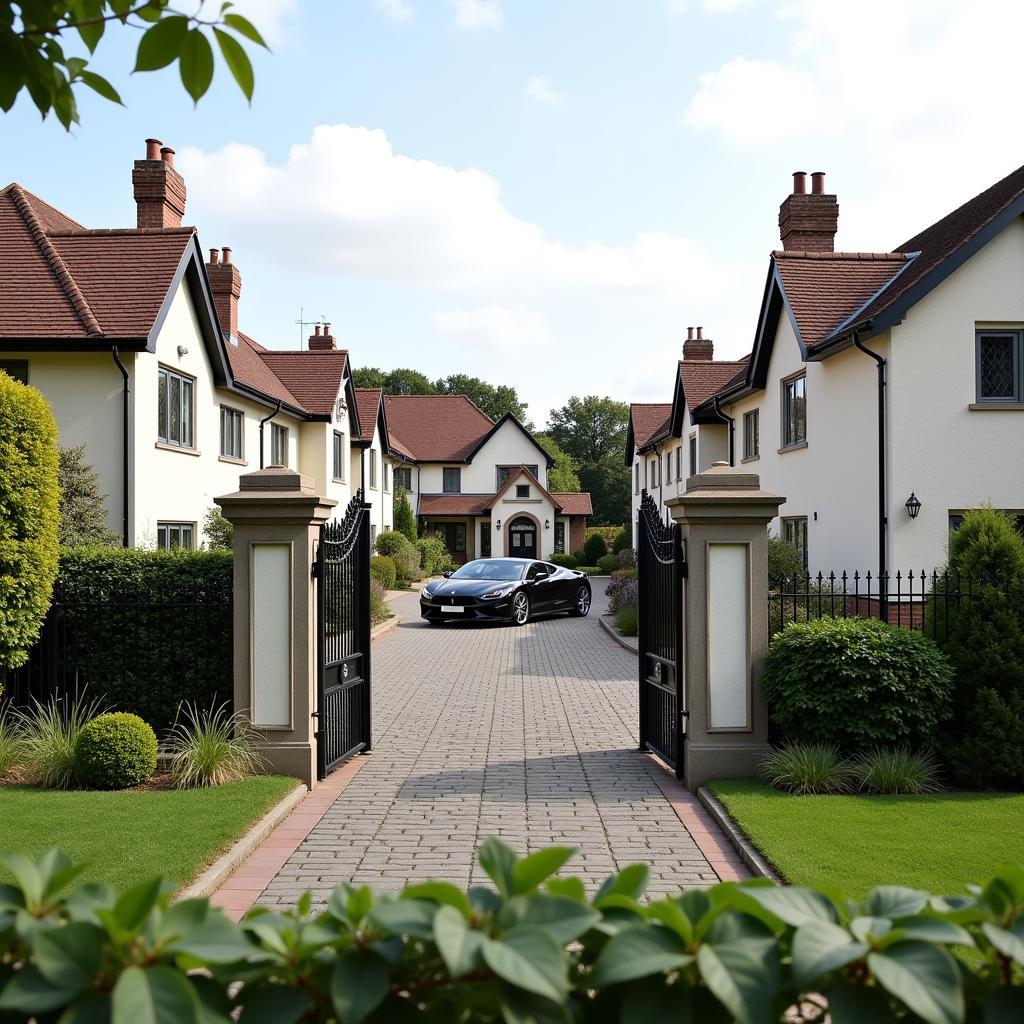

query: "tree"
left=351, top=367, right=387, bottom=390
left=0, top=2, right=268, bottom=130
left=393, top=486, right=416, bottom=544
left=384, top=369, right=435, bottom=395
left=203, top=506, right=233, bottom=551
left=58, top=443, right=119, bottom=547
left=535, top=432, right=580, bottom=492
left=435, top=374, right=529, bottom=424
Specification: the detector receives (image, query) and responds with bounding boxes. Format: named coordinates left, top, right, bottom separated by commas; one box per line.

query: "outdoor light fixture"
left=545, top=519, right=550, bottom=529
left=177, top=345, right=189, bottom=357
left=905, top=492, right=922, bottom=519
left=496, top=519, right=501, bottom=530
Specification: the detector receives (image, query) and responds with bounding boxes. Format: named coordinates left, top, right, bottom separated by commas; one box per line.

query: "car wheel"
left=511, top=591, right=530, bottom=626
left=570, top=585, right=592, bottom=617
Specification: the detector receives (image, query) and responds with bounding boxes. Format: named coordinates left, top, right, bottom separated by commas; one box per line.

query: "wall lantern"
left=495, top=519, right=502, bottom=531
left=905, top=492, right=922, bottom=520
left=544, top=519, right=550, bottom=530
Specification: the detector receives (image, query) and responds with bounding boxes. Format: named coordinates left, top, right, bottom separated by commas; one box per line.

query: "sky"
left=4, top=0, right=1024, bottom=424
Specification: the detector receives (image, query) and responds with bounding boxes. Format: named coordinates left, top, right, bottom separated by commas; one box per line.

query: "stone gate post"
left=666, top=462, right=784, bottom=791
left=216, top=467, right=336, bottom=789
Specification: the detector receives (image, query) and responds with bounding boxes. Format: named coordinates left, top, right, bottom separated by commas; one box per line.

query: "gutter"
left=712, top=395, right=735, bottom=466
left=259, top=400, right=283, bottom=469
left=111, top=347, right=130, bottom=547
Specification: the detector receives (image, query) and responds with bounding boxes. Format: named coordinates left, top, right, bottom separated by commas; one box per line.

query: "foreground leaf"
left=482, top=927, right=567, bottom=1002
left=696, top=942, right=778, bottom=1024
left=868, top=942, right=963, bottom=1024
left=111, top=965, right=200, bottom=1024
left=330, top=951, right=389, bottom=1024
left=591, top=926, right=691, bottom=986
left=791, top=920, right=867, bottom=989
left=434, top=904, right=484, bottom=978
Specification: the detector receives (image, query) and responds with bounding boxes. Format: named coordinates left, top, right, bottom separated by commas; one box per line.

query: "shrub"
left=0, top=708, right=25, bottom=778
left=164, top=702, right=264, bottom=788
left=586, top=524, right=620, bottom=547
left=57, top=443, right=119, bottom=548
left=393, top=486, right=417, bottom=544
left=612, top=526, right=631, bottom=553
left=596, top=553, right=619, bottom=575
left=374, top=530, right=408, bottom=558
left=0, top=372, right=59, bottom=671
left=370, top=554, right=397, bottom=590
left=759, top=742, right=852, bottom=795
left=572, top=549, right=585, bottom=563
left=618, top=547, right=637, bottom=569
left=615, top=604, right=638, bottom=636
left=17, top=694, right=106, bottom=789
left=583, top=532, right=607, bottom=565
left=767, top=531, right=803, bottom=581
left=762, top=617, right=954, bottom=751
left=550, top=553, right=577, bottom=569
left=850, top=746, right=942, bottom=795
left=370, top=578, right=390, bottom=625
left=4, top=843, right=1024, bottom=1023
left=610, top=567, right=637, bottom=582
left=202, top=506, right=233, bottom=550
left=575, top=566, right=600, bottom=575
left=74, top=712, right=157, bottom=790
left=416, top=534, right=453, bottom=576
left=606, top=576, right=638, bottom=614
left=947, top=688, right=1024, bottom=789
left=377, top=530, right=422, bottom=584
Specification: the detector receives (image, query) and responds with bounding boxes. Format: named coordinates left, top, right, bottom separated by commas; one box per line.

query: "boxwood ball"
left=74, top=712, right=158, bottom=790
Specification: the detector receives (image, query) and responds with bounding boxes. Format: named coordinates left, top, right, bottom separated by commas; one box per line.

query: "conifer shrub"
left=612, top=526, right=631, bottom=553
left=393, top=486, right=417, bottom=543
left=583, top=532, right=607, bottom=565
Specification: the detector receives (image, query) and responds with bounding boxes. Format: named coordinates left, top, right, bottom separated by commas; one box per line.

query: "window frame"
left=157, top=521, right=195, bottom=551
left=332, top=431, right=346, bottom=482
left=516, top=483, right=530, bottom=499
left=554, top=520, right=566, bottom=554
left=383, top=461, right=390, bottom=492
left=443, top=467, right=461, bottom=493
left=781, top=373, right=807, bottom=449
left=975, top=330, right=1023, bottom=403
left=368, top=449, right=378, bottom=489
left=480, top=521, right=492, bottom=557
left=675, top=446, right=681, bottom=480
left=743, top=409, right=760, bottom=461
left=394, top=466, right=412, bottom=492
left=0, top=360, right=29, bottom=384
left=158, top=365, right=196, bottom=449
left=219, top=405, right=244, bottom=461
left=635, top=462, right=640, bottom=494
left=782, top=516, right=809, bottom=571
left=688, top=435, right=696, bottom=478
left=270, top=423, right=289, bottom=467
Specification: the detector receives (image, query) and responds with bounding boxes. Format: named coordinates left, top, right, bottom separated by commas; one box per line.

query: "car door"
left=527, top=561, right=559, bottom=612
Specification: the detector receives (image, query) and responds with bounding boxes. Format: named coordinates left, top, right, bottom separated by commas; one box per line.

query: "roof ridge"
left=48, top=226, right=196, bottom=237
left=9, top=184, right=103, bottom=337
left=772, top=249, right=906, bottom=261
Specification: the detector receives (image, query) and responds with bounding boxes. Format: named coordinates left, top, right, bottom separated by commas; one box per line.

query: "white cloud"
left=450, top=0, right=502, bottom=31
left=371, top=0, right=415, bottom=22
left=523, top=75, right=566, bottom=107
left=433, top=306, right=552, bottom=353
left=224, top=0, right=298, bottom=45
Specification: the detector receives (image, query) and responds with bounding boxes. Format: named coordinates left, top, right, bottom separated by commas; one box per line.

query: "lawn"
left=0, top=775, right=297, bottom=892
left=709, top=779, right=1024, bottom=898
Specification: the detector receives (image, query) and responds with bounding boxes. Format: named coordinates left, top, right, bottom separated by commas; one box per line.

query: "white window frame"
left=219, top=405, right=244, bottom=461
left=157, top=521, right=195, bottom=550
left=158, top=366, right=195, bottom=449
left=271, top=423, right=289, bottom=467
left=369, top=449, right=378, bottom=489
left=333, top=431, right=346, bottom=482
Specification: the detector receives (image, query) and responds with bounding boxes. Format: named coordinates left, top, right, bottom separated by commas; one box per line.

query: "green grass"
left=709, top=779, right=1024, bottom=898
left=0, top=775, right=297, bottom=892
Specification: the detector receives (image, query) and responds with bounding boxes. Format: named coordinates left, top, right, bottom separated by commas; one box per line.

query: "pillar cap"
left=667, top=461, right=785, bottom=520
left=215, top=467, right=338, bottom=516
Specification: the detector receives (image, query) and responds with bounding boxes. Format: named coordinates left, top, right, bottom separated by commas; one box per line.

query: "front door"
left=508, top=517, right=537, bottom=559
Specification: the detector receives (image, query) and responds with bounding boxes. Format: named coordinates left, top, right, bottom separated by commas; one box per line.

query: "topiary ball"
left=74, top=712, right=157, bottom=790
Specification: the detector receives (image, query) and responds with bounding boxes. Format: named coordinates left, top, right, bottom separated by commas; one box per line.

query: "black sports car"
left=419, top=558, right=592, bottom=626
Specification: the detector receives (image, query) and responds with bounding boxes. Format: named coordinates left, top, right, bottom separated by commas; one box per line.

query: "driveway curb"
left=599, top=614, right=638, bottom=654
left=372, top=614, right=401, bottom=641
left=696, top=786, right=784, bottom=883
left=177, top=782, right=308, bottom=900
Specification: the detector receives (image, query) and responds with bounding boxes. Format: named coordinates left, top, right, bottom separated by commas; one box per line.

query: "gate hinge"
left=311, top=560, right=321, bottom=580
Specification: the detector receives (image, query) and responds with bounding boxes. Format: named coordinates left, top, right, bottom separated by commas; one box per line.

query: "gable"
left=469, top=414, right=554, bottom=468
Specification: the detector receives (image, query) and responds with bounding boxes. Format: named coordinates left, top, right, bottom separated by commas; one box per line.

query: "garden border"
left=599, top=614, right=638, bottom=653
left=371, top=614, right=401, bottom=641
left=696, top=786, right=784, bottom=883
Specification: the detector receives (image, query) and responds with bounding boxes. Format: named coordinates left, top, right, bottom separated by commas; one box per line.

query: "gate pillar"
left=216, top=467, right=336, bottom=789
left=666, top=462, right=784, bottom=791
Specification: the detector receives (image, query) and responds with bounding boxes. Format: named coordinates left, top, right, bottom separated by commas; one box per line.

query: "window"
left=271, top=423, right=288, bottom=467
left=665, top=451, right=672, bottom=483
left=743, top=409, right=760, bottom=460
left=157, top=522, right=194, bottom=550
left=635, top=463, right=640, bottom=494
left=783, top=517, right=809, bottom=571
left=689, top=435, right=696, bottom=477
left=782, top=374, right=807, bottom=448
left=480, top=521, right=492, bottom=557
left=950, top=511, right=1024, bottom=535
left=0, top=360, right=28, bottom=384
left=368, top=449, right=378, bottom=489
left=220, top=406, right=243, bottom=460
left=675, top=447, right=681, bottom=480
left=554, top=521, right=566, bottom=554
left=383, top=462, right=390, bottom=492
left=976, top=331, right=1023, bottom=401
left=394, top=467, right=412, bottom=491
left=333, top=432, right=346, bottom=481
left=516, top=484, right=530, bottom=498
left=443, top=467, right=461, bottom=493
left=158, top=367, right=194, bottom=448
left=497, top=465, right=539, bottom=489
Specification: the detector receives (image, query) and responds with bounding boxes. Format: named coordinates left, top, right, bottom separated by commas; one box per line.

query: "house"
left=632, top=166, right=1024, bottom=576
left=0, top=138, right=388, bottom=548
left=353, top=387, right=393, bottom=543
left=381, top=395, right=593, bottom=563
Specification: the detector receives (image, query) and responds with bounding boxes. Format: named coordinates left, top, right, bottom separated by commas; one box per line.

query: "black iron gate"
left=314, top=490, right=372, bottom=779
left=637, top=491, right=686, bottom=778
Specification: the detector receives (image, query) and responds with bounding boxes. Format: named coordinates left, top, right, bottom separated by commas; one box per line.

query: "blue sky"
left=4, top=0, right=1022, bottom=422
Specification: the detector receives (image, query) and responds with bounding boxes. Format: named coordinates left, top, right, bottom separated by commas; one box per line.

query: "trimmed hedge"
left=3, top=843, right=1024, bottom=1023
left=74, top=712, right=157, bottom=790
left=550, top=553, right=577, bottom=569
left=370, top=555, right=397, bottom=591
left=0, top=373, right=59, bottom=672
left=596, top=553, right=619, bottom=575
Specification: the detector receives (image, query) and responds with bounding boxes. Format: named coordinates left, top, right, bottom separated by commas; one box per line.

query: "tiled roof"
left=679, top=358, right=751, bottom=408
left=552, top=492, right=593, bottom=516
left=388, top=433, right=416, bottom=462
left=354, top=388, right=383, bottom=442
left=419, top=493, right=492, bottom=516
left=629, top=403, right=672, bottom=449
left=773, top=251, right=909, bottom=350
left=486, top=466, right=559, bottom=510
left=259, top=349, right=349, bottom=417
left=229, top=335, right=304, bottom=409
left=384, top=394, right=495, bottom=461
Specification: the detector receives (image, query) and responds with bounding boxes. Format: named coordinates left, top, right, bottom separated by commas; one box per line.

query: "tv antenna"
left=295, top=307, right=329, bottom=349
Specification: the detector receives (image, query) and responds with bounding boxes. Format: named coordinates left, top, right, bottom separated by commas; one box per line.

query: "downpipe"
left=259, top=399, right=283, bottom=469
left=713, top=395, right=735, bottom=466
left=111, top=347, right=130, bottom=547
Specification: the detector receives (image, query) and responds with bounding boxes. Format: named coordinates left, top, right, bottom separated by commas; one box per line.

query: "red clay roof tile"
left=419, top=494, right=493, bottom=516
left=679, top=358, right=750, bottom=409
left=384, top=394, right=495, bottom=461
left=354, top=388, right=383, bottom=442
left=630, top=403, right=672, bottom=448
left=259, top=349, right=349, bottom=417
left=552, top=492, right=593, bottom=516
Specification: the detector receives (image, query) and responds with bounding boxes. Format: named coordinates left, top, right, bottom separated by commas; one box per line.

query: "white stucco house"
left=382, top=395, right=593, bottom=563
left=0, top=138, right=387, bottom=548
left=629, top=166, right=1024, bottom=577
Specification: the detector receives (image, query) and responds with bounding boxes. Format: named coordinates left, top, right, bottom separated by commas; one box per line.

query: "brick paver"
left=256, top=587, right=747, bottom=907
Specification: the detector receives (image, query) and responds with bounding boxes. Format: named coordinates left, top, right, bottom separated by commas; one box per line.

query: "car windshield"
left=451, top=560, right=525, bottom=581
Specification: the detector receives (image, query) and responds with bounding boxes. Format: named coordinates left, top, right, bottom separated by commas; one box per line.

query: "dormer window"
left=516, top=484, right=530, bottom=499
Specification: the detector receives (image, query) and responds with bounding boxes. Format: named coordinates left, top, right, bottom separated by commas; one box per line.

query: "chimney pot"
left=314, top=324, right=321, bottom=336
left=209, top=248, right=219, bottom=265
left=779, top=169, right=838, bottom=252
left=811, top=171, right=825, bottom=194
left=222, top=247, right=232, bottom=264
left=207, top=248, right=241, bottom=343
left=133, top=139, right=186, bottom=228
left=683, top=329, right=714, bottom=361
left=324, top=321, right=331, bottom=334
left=145, top=138, right=162, bottom=160
left=160, top=146, right=175, bottom=168
left=686, top=327, right=694, bottom=341
left=696, top=326, right=704, bottom=340
left=792, top=170, right=807, bottom=195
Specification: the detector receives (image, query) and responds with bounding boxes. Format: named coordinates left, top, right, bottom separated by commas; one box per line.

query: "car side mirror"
left=442, top=570, right=453, bottom=578
left=533, top=572, right=549, bottom=582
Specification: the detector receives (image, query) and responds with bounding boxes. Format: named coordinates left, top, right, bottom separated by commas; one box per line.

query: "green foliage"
left=587, top=524, right=621, bottom=546
left=416, top=534, right=453, bottom=576
left=0, top=1, right=268, bottom=130
left=376, top=530, right=421, bottom=584
left=535, top=432, right=581, bottom=491
left=767, top=531, right=803, bottom=580
left=0, top=707, right=25, bottom=777
left=612, top=526, right=631, bottom=553
left=74, top=712, right=156, bottom=790
left=202, top=506, right=233, bottom=551
left=762, top=617, right=954, bottom=751
left=57, top=443, right=119, bottom=547
left=610, top=567, right=637, bottom=581
left=947, top=689, right=1024, bottom=789
left=370, top=555, right=397, bottom=591
left=374, top=529, right=408, bottom=558
left=615, top=604, right=638, bottom=636
left=759, top=742, right=853, bottom=795
left=435, top=373, right=530, bottom=423
left=163, top=702, right=263, bottom=788
left=850, top=747, right=942, bottom=795
left=618, top=547, right=637, bottom=569
left=370, top=579, right=390, bottom=626
left=15, top=694, right=105, bottom=789
left=576, top=565, right=600, bottom=575
left=596, top=553, right=619, bottom=575
left=6, top=842, right=1024, bottom=1023
left=0, top=373, right=59, bottom=671
left=584, top=532, right=608, bottom=565
left=393, top=487, right=417, bottom=544
left=51, top=547, right=233, bottom=733
left=549, top=553, right=577, bottom=569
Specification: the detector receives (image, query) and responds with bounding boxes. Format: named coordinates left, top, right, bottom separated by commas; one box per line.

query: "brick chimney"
left=132, top=138, right=186, bottom=228
left=779, top=170, right=838, bottom=252
left=206, top=246, right=241, bottom=344
left=683, top=325, right=714, bottom=361
left=308, top=322, right=337, bottom=351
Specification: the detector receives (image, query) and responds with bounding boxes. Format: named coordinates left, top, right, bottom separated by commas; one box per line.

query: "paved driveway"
left=257, top=585, right=742, bottom=906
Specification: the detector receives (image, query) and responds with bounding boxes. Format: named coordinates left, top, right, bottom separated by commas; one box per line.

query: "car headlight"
left=421, top=586, right=435, bottom=599
left=481, top=586, right=514, bottom=600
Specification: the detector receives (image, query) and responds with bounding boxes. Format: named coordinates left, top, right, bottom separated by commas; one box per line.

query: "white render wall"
left=491, top=493, right=558, bottom=559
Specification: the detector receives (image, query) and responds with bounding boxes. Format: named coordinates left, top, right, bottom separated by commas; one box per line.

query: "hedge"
left=2, top=843, right=1023, bottom=1023
left=0, top=373, right=59, bottom=672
